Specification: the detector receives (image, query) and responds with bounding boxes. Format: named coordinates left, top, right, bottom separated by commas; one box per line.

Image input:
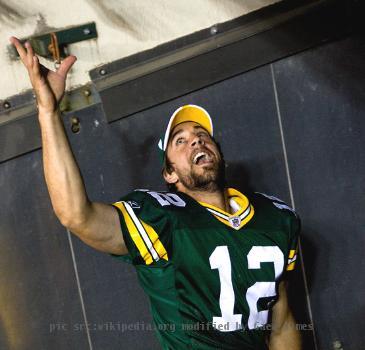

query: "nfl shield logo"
left=229, top=216, right=241, bottom=228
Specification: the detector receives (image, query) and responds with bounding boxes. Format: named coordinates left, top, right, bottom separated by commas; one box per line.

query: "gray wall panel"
left=273, top=35, right=365, bottom=350
left=0, top=151, right=89, bottom=350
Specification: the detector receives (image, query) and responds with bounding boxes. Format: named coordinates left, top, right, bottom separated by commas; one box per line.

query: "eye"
left=197, top=132, right=209, bottom=138
left=176, top=137, right=186, bottom=145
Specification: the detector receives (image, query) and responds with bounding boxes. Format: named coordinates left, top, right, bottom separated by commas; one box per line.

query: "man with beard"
left=10, top=37, right=301, bottom=350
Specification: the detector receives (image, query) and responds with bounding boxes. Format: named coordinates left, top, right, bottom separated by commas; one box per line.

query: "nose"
left=191, top=135, right=204, bottom=147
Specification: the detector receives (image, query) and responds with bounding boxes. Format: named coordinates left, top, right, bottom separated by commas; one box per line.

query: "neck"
left=180, top=187, right=230, bottom=213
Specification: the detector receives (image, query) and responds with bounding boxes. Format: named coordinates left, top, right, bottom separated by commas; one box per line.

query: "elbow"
left=55, top=206, right=90, bottom=233
left=58, top=212, right=84, bottom=232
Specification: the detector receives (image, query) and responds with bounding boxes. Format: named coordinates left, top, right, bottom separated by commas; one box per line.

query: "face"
left=164, top=121, right=225, bottom=192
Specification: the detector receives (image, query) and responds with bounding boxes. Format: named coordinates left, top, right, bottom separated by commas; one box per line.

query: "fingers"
left=10, top=36, right=77, bottom=80
left=24, top=41, right=35, bottom=67
left=9, top=36, right=27, bottom=62
left=11, top=37, right=44, bottom=82
left=32, top=55, right=40, bottom=78
left=57, top=55, right=77, bottom=78
left=10, top=36, right=36, bottom=70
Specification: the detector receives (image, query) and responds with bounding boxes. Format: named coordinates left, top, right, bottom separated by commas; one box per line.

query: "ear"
left=163, top=168, right=179, bottom=185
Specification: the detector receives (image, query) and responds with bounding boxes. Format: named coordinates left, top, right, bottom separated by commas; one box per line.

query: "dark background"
left=1, top=29, right=364, bottom=350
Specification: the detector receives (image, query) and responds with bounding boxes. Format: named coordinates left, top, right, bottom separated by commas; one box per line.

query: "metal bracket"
left=0, top=84, right=100, bottom=164
left=8, top=22, right=97, bottom=61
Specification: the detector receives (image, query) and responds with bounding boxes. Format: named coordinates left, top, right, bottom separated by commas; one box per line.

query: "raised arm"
left=10, top=37, right=127, bottom=255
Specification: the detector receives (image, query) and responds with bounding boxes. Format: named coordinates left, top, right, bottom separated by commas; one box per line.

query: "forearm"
left=39, top=108, right=91, bottom=229
left=269, top=309, right=301, bottom=350
left=38, top=109, right=126, bottom=253
left=10, top=37, right=126, bottom=254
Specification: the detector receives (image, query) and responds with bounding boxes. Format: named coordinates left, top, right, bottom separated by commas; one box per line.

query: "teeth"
left=193, top=152, right=207, bottom=164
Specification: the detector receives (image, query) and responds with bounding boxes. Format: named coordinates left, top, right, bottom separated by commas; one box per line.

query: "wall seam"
left=67, top=229, right=94, bottom=350
left=270, top=63, right=318, bottom=350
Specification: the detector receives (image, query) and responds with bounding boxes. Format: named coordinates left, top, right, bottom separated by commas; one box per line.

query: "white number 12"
left=209, top=245, right=284, bottom=332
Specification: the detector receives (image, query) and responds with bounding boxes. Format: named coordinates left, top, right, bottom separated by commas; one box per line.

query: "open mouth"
left=192, top=151, right=213, bottom=165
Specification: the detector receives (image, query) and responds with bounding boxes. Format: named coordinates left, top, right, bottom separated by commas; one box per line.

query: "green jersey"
left=112, top=188, right=299, bottom=349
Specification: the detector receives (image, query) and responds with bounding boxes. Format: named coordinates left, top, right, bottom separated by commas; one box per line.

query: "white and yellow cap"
left=158, top=105, right=214, bottom=157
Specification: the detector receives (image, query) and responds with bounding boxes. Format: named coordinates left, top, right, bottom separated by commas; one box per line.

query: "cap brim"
left=162, top=105, right=213, bottom=151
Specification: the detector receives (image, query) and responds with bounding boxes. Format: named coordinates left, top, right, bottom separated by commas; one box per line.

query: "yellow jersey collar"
left=199, top=188, right=255, bottom=230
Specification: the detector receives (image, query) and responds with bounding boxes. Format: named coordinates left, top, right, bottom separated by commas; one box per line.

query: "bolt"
left=333, top=340, right=343, bottom=350
left=71, top=117, right=80, bottom=134
left=3, top=101, right=11, bottom=109
left=210, top=25, right=218, bottom=35
left=83, top=89, right=91, bottom=97
left=83, top=28, right=91, bottom=35
left=99, top=68, right=107, bottom=76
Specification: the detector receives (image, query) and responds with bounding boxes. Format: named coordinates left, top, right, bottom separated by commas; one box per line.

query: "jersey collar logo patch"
left=229, top=216, right=241, bottom=228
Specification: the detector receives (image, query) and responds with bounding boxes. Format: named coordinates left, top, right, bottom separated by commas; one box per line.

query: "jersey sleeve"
left=255, top=192, right=300, bottom=272
left=110, top=190, right=173, bottom=266
left=267, top=195, right=300, bottom=272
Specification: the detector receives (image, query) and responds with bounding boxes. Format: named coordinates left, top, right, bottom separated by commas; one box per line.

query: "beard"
left=176, top=158, right=226, bottom=192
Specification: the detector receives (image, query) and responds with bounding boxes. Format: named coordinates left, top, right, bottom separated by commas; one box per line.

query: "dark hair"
left=162, top=137, right=226, bottom=192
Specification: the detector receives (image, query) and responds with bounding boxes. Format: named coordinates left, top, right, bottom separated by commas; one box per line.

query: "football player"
left=11, top=37, right=301, bottom=350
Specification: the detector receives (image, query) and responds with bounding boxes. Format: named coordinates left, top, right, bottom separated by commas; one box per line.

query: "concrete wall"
left=0, top=0, right=280, bottom=100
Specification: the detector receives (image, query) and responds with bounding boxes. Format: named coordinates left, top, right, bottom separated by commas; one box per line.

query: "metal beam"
left=89, top=0, right=350, bottom=123
left=1, top=0, right=361, bottom=163
left=0, top=85, right=99, bottom=163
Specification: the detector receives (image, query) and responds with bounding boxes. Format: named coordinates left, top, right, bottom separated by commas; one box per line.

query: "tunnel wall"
left=0, top=33, right=364, bottom=350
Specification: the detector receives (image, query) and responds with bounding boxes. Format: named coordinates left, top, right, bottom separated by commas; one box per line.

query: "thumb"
left=57, top=55, right=77, bottom=78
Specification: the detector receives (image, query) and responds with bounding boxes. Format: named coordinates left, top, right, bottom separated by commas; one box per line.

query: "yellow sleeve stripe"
left=141, top=221, right=168, bottom=261
left=289, top=249, right=297, bottom=259
left=286, top=261, right=296, bottom=271
left=113, top=202, right=154, bottom=265
left=113, top=201, right=168, bottom=265
left=286, top=249, right=298, bottom=271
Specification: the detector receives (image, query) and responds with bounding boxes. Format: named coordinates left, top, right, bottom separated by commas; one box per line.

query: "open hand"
left=10, top=36, right=77, bottom=114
